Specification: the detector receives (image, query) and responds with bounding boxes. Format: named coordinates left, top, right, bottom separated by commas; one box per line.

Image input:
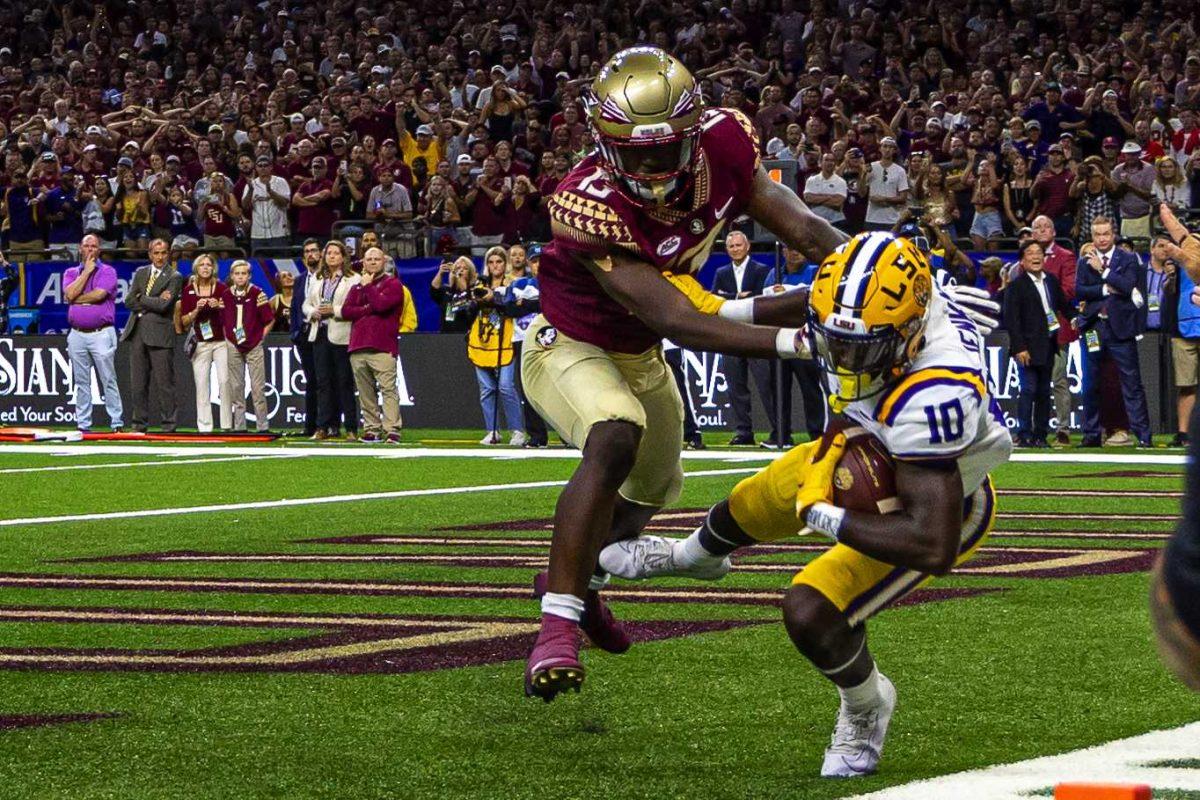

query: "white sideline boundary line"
left=0, top=442, right=1187, bottom=465
left=847, top=722, right=1200, bottom=800
left=0, top=466, right=759, bottom=528
left=0, top=454, right=301, bottom=475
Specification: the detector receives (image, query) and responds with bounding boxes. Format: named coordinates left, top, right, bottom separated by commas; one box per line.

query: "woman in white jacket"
left=303, top=240, right=361, bottom=440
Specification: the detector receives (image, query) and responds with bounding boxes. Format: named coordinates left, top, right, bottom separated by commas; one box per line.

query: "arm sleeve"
left=339, top=284, right=368, bottom=321
left=1102, top=257, right=1137, bottom=295
left=369, top=278, right=405, bottom=314
left=1074, top=260, right=1104, bottom=301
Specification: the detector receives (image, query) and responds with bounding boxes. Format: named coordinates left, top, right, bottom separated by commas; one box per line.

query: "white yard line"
left=847, top=722, right=1200, bottom=800
left=0, top=466, right=759, bottom=528
left=0, top=442, right=1187, bottom=465
left=0, top=454, right=302, bottom=475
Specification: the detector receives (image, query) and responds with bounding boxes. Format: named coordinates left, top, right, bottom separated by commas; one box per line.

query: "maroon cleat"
left=533, top=571, right=631, bottom=654
left=524, top=613, right=584, bottom=702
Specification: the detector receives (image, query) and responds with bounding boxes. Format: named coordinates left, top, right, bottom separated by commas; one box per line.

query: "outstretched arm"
left=585, top=251, right=802, bottom=358
left=747, top=165, right=850, bottom=264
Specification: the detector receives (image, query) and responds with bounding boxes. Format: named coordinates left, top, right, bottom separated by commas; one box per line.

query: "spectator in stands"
left=912, top=163, right=957, bottom=238
left=970, top=158, right=1004, bottom=251
left=1002, top=156, right=1035, bottom=235
left=200, top=173, right=242, bottom=256
left=506, top=174, right=541, bottom=244
left=45, top=169, right=84, bottom=260
left=84, top=177, right=119, bottom=250
left=1030, top=214, right=1078, bottom=447
left=342, top=246, right=404, bottom=444
left=1076, top=217, right=1152, bottom=448
left=333, top=161, right=372, bottom=222
left=304, top=240, right=359, bottom=441
left=1005, top=240, right=1064, bottom=449
left=242, top=156, right=291, bottom=254
left=290, top=240, right=322, bottom=438
left=503, top=243, right=548, bottom=448
left=861, top=137, right=909, bottom=232
left=1112, top=141, right=1157, bottom=239
left=470, top=246, right=524, bottom=446
left=366, top=168, right=414, bottom=258
left=121, top=239, right=182, bottom=433
left=115, top=171, right=151, bottom=250
left=802, top=152, right=848, bottom=231
left=293, top=157, right=338, bottom=246
left=1071, top=156, right=1119, bottom=241
left=64, top=235, right=122, bottom=433
left=177, top=253, right=231, bottom=434
left=764, top=245, right=825, bottom=442
left=714, top=231, right=779, bottom=448
left=421, top=175, right=462, bottom=256
left=1032, top=145, right=1075, bottom=238
left=464, top=156, right=511, bottom=255
left=223, top=259, right=275, bottom=433
left=1154, top=157, right=1192, bottom=213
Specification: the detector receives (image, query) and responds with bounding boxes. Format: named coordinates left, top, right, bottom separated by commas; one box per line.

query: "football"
left=826, top=422, right=901, bottom=515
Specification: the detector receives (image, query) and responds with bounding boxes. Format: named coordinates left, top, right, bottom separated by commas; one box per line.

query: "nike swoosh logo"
left=715, top=197, right=733, bottom=219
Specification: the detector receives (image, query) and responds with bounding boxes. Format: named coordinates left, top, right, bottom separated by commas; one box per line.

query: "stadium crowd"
left=6, top=0, right=1200, bottom=446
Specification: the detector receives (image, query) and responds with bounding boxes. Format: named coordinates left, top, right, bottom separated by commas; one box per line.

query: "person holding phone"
left=430, top=256, right=479, bottom=333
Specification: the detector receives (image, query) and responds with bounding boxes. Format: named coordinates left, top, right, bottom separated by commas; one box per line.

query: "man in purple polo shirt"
left=64, top=234, right=124, bottom=432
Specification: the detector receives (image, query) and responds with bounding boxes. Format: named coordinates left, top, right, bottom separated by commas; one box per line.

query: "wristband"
left=776, top=327, right=807, bottom=359
left=805, top=502, right=845, bottom=541
left=717, top=297, right=755, bottom=322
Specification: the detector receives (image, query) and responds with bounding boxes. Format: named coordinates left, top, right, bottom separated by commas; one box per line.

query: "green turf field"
left=0, top=435, right=1193, bottom=799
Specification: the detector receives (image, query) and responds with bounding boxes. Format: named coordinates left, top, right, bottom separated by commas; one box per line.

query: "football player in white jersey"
left=601, top=232, right=1013, bottom=778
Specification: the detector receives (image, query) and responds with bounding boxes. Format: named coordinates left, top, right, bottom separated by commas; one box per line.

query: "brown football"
left=826, top=422, right=901, bottom=515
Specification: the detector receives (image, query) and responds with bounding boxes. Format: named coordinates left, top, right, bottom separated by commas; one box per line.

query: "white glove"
left=942, top=282, right=1001, bottom=336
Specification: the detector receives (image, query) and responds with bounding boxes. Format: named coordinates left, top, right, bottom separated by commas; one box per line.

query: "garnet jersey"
left=538, top=107, right=761, bottom=354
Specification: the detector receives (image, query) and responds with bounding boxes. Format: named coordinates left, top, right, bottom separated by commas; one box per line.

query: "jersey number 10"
left=924, top=398, right=965, bottom=445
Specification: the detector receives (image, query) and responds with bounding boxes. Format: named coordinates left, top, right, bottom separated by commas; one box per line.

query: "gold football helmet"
left=808, top=232, right=933, bottom=407
left=585, top=46, right=703, bottom=205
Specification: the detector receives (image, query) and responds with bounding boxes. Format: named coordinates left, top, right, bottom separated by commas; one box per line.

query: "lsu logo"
left=833, top=466, right=854, bottom=492
left=656, top=236, right=682, bottom=257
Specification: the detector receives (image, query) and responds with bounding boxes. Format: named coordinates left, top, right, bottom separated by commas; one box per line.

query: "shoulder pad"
left=549, top=186, right=637, bottom=253
left=873, top=368, right=986, bottom=461
left=702, top=108, right=761, bottom=171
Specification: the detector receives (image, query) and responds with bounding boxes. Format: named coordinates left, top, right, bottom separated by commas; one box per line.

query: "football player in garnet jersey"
left=522, top=46, right=851, bottom=701
left=602, top=232, right=1012, bottom=777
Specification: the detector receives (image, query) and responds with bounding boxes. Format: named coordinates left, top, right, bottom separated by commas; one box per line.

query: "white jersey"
left=841, top=289, right=1013, bottom=494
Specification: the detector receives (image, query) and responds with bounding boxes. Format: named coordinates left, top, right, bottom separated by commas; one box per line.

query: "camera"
left=472, top=285, right=490, bottom=299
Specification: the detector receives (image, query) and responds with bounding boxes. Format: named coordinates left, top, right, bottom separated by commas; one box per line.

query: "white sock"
left=674, top=530, right=725, bottom=568
left=838, top=665, right=884, bottom=712
left=588, top=573, right=609, bottom=592
left=541, top=592, right=584, bottom=622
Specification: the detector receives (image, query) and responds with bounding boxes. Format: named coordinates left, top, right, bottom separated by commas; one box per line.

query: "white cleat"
left=598, top=536, right=731, bottom=581
left=821, top=675, right=897, bottom=778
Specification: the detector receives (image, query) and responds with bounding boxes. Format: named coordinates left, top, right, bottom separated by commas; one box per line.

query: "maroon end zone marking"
left=0, top=713, right=119, bottom=730
left=1057, top=470, right=1184, bottom=480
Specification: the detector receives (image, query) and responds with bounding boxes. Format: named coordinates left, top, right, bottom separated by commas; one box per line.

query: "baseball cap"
left=1026, top=120, right=1042, bottom=130
left=527, top=244, right=543, bottom=259
left=312, top=156, right=326, bottom=167
left=555, top=71, right=570, bottom=80
left=1048, top=144, right=1064, bottom=154
left=490, top=65, right=506, bottom=75
left=416, top=124, right=434, bottom=136
left=847, top=147, right=864, bottom=158
left=1045, top=81, right=1061, bottom=91
left=880, top=136, right=897, bottom=147
left=117, top=156, right=134, bottom=167
left=255, top=155, right=272, bottom=166
left=221, top=112, right=237, bottom=122
left=85, top=125, right=103, bottom=135
left=331, top=137, right=347, bottom=146
left=1102, top=136, right=1120, bottom=148
left=83, top=144, right=98, bottom=152
left=289, top=113, right=304, bottom=124
left=1103, top=89, right=1119, bottom=99
left=123, top=140, right=139, bottom=150
left=1059, top=131, right=1074, bottom=140
left=208, top=124, right=222, bottom=134
left=765, top=138, right=785, bottom=157
left=166, top=154, right=180, bottom=163
left=381, top=138, right=397, bottom=148
left=456, top=154, right=474, bottom=164
left=1121, top=141, right=1142, bottom=154
left=1017, top=226, right=1033, bottom=237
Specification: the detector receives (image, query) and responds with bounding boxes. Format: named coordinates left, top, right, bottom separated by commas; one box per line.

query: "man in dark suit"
left=121, top=238, right=183, bottom=432
left=713, top=231, right=780, bottom=447
left=1074, top=216, right=1152, bottom=447
left=1004, top=240, right=1065, bottom=447
left=290, top=238, right=322, bottom=437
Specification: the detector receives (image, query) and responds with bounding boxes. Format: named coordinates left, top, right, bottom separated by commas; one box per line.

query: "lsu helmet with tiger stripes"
left=808, top=232, right=934, bottom=407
